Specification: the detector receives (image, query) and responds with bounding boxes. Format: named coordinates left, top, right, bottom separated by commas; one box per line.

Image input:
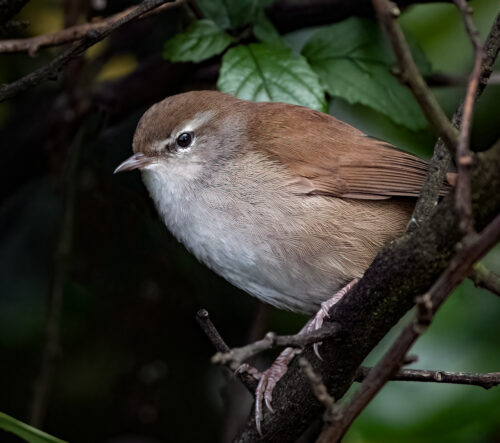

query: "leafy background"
left=0, top=0, right=499, bottom=442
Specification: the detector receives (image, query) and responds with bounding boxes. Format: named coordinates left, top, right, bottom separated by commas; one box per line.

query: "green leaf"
left=217, top=43, right=327, bottom=112
left=0, top=411, right=68, bottom=443
left=302, top=18, right=427, bottom=130
left=253, top=10, right=285, bottom=46
left=197, top=0, right=276, bottom=29
left=196, top=0, right=231, bottom=29
left=163, top=19, right=234, bottom=63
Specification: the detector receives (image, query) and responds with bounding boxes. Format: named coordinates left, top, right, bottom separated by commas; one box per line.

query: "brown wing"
left=250, top=102, right=449, bottom=200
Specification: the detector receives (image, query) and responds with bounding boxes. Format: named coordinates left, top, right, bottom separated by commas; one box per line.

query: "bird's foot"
left=235, top=362, right=262, bottom=379
left=253, top=346, right=297, bottom=435
left=248, top=278, right=359, bottom=434
left=306, top=278, right=359, bottom=359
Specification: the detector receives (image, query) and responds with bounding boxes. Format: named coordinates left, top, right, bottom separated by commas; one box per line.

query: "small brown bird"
left=115, top=90, right=449, bottom=432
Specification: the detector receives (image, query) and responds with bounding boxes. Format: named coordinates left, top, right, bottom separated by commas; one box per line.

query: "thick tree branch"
left=355, top=367, right=500, bottom=389
left=236, top=140, right=500, bottom=442
left=317, top=214, right=500, bottom=442
left=0, top=0, right=184, bottom=54
left=372, top=0, right=458, bottom=153
left=0, top=0, right=176, bottom=103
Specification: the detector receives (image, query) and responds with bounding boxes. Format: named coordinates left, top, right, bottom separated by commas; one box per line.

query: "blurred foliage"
left=0, top=412, right=67, bottom=443
left=0, top=0, right=499, bottom=442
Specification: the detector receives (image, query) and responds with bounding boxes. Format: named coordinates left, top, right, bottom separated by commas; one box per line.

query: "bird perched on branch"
left=115, top=90, right=452, bottom=433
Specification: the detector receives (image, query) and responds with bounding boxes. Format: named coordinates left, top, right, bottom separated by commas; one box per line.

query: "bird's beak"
left=114, top=152, right=151, bottom=174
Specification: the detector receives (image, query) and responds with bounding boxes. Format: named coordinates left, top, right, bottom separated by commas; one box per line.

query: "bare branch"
left=299, top=358, right=338, bottom=422
left=316, top=214, right=500, bottom=442
left=408, top=13, right=500, bottom=231
left=356, top=367, right=500, bottom=389
left=0, top=0, right=177, bottom=103
left=212, top=323, right=341, bottom=370
left=453, top=0, right=485, bottom=234
left=470, top=262, right=500, bottom=296
left=371, top=0, right=458, bottom=153
left=195, top=309, right=258, bottom=393
left=196, top=309, right=231, bottom=353
left=0, top=0, right=184, bottom=54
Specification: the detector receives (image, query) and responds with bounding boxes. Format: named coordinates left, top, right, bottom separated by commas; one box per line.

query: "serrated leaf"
left=253, top=10, right=285, bottom=46
left=0, top=411, right=68, bottom=443
left=163, top=19, right=234, bottom=63
left=218, top=43, right=327, bottom=112
left=302, top=18, right=427, bottom=130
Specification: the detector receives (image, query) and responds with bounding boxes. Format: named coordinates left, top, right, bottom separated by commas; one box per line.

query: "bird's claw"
left=254, top=347, right=296, bottom=434
left=235, top=362, right=261, bottom=380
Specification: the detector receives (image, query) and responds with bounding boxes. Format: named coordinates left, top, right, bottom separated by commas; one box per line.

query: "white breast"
left=140, top=153, right=385, bottom=314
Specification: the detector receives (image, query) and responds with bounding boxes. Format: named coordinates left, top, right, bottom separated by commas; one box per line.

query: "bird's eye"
left=176, top=132, right=193, bottom=148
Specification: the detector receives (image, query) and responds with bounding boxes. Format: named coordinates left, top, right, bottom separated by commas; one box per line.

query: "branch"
left=212, top=323, right=341, bottom=370
left=0, top=0, right=184, bottom=54
left=299, top=358, right=338, bottom=422
left=0, top=0, right=177, bottom=103
left=355, top=367, right=500, bottom=389
left=372, top=0, right=458, bottom=153
left=317, top=214, right=500, bottom=442
left=470, top=262, right=500, bottom=296
left=408, top=12, right=500, bottom=231
left=195, top=309, right=258, bottom=393
left=453, top=0, right=485, bottom=234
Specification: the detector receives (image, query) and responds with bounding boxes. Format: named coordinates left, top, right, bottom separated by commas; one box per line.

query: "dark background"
left=0, top=1, right=499, bottom=442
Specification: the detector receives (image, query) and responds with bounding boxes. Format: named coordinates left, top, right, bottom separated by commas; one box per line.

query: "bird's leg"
left=244, top=278, right=359, bottom=434
left=308, top=278, right=359, bottom=358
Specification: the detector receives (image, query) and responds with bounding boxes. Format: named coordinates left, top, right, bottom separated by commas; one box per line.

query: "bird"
left=114, top=90, right=451, bottom=433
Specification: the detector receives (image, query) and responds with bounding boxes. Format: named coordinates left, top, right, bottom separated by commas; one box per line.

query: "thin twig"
left=195, top=309, right=258, bottom=393
left=299, top=358, right=338, bottom=422
left=0, top=0, right=184, bottom=55
left=470, top=262, right=500, bottom=296
left=211, top=323, right=341, bottom=370
left=0, top=0, right=176, bottom=103
left=316, top=214, right=500, bottom=442
left=408, top=12, right=500, bottom=232
left=371, top=0, right=458, bottom=153
left=453, top=0, right=485, bottom=234
left=355, top=367, right=500, bottom=389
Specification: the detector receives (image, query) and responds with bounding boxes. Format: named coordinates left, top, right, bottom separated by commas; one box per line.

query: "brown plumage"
left=115, top=90, right=456, bottom=430
left=250, top=101, right=447, bottom=200
left=117, top=91, right=452, bottom=314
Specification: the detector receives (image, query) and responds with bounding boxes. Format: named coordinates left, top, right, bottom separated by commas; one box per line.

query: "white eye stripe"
left=152, top=110, right=214, bottom=153
left=174, top=110, right=214, bottom=138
